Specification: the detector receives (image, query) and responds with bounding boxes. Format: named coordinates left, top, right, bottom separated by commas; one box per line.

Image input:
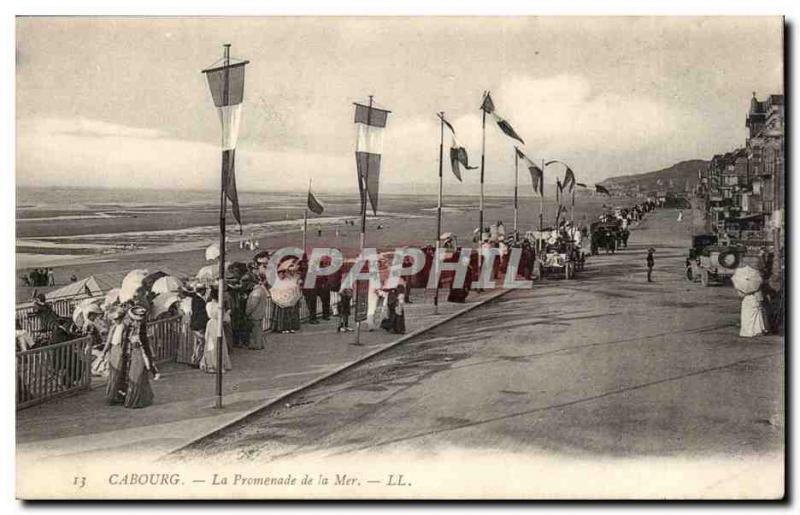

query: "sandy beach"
left=16, top=188, right=617, bottom=302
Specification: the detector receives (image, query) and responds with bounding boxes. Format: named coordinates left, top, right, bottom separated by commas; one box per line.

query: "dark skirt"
left=270, top=303, right=300, bottom=332
left=105, top=344, right=154, bottom=409
left=380, top=307, right=406, bottom=334
left=448, top=288, right=469, bottom=303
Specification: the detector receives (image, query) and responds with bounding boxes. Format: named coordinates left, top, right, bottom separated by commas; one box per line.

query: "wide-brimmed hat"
left=108, top=306, right=126, bottom=320
left=647, top=247, right=656, bottom=253
left=277, top=259, right=295, bottom=272
left=128, top=304, right=148, bottom=321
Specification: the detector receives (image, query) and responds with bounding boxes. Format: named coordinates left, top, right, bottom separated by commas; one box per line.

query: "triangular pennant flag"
left=307, top=189, right=324, bottom=215
left=576, top=182, right=588, bottom=188
left=595, top=184, right=611, bottom=195
left=480, top=91, right=495, bottom=113
left=449, top=147, right=476, bottom=182
left=491, top=112, right=525, bottom=144
left=441, top=116, right=456, bottom=135
left=441, top=114, right=476, bottom=182
left=515, top=147, right=544, bottom=196
left=563, top=167, right=576, bottom=192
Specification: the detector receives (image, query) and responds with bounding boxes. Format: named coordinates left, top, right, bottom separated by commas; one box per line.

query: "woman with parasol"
left=269, top=259, right=302, bottom=334
left=732, top=266, right=768, bottom=338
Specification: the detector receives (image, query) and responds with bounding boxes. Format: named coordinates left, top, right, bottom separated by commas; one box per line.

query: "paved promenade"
left=16, top=283, right=505, bottom=464
left=185, top=208, right=784, bottom=498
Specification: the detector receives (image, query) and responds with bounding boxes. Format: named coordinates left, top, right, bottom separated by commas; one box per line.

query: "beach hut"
left=45, top=276, right=104, bottom=301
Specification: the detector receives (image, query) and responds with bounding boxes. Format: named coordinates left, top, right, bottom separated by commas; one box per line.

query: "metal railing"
left=16, top=336, right=93, bottom=410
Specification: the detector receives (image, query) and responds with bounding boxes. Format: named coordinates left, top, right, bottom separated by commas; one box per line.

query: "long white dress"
left=201, top=301, right=232, bottom=373
left=367, top=286, right=385, bottom=331
left=740, top=290, right=768, bottom=337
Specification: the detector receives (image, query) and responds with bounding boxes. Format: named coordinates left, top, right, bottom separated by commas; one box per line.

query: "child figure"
left=338, top=287, right=353, bottom=332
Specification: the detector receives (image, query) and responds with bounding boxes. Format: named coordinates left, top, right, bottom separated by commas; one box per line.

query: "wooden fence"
left=16, top=336, right=93, bottom=410
left=16, top=295, right=96, bottom=335
left=15, top=290, right=349, bottom=410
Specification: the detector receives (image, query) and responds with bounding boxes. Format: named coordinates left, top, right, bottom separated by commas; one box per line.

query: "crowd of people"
left=16, top=198, right=667, bottom=410
left=20, top=267, right=55, bottom=287
left=16, top=246, right=418, bottom=409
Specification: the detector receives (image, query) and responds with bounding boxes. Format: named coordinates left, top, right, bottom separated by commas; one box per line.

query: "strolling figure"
left=200, top=291, right=233, bottom=373
left=738, top=289, right=769, bottom=337
left=732, top=265, right=770, bottom=338
left=270, top=261, right=302, bottom=333
left=646, top=248, right=655, bottom=282
left=245, top=274, right=269, bottom=349
left=103, top=305, right=158, bottom=409
left=189, top=285, right=209, bottom=367
left=380, top=285, right=406, bottom=334
left=338, top=287, right=353, bottom=332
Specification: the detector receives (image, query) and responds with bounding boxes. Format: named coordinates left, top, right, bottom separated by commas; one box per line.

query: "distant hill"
left=599, top=159, right=708, bottom=193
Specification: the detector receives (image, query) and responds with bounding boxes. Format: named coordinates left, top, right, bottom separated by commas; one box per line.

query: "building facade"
left=704, top=92, right=784, bottom=254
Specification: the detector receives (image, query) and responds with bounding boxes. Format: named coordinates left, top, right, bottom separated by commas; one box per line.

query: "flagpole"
left=479, top=92, right=487, bottom=275
left=514, top=148, right=519, bottom=234
left=215, top=43, right=231, bottom=410
left=303, top=179, right=309, bottom=255
left=539, top=159, right=544, bottom=230
left=302, top=209, right=308, bottom=254
left=356, top=95, right=373, bottom=346
left=434, top=112, right=444, bottom=315
left=539, top=159, right=544, bottom=254
left=556, top=178, right=560, bottom=228
left=571, top=187, right=575, bottom=224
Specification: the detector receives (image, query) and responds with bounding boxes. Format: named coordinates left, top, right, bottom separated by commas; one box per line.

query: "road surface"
left=179, top=208, right=784, bottom=498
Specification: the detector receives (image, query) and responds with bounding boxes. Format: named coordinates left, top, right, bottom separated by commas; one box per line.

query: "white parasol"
left=119, top=269, right=149, bottom=303
left=102, top=288, right=120, bottom=309
left=270, top=277, right=302, bottom=308
left=150, top=292, right=181, bottom=318
left=72, top=297, right=103, bottom=328
left=152, top=275, right=183, bottom=295
left=205, top=243, right=220, bottom=261
left=196, top=264, right=219, bottom=283
left=731, top=265, right=763, bottom=295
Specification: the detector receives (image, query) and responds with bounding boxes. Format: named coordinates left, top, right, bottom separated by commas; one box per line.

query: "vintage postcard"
left=14, top=15, right=785, bottom=500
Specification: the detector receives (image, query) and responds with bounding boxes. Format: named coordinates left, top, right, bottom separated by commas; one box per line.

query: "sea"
left=16, top=186, right=618, bottom=266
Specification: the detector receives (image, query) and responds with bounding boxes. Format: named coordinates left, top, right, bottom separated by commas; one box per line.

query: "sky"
left=16, top=16, right=784, bottom=195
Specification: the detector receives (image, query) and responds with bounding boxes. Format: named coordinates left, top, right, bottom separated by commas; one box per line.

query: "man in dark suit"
left=646, top=248, right=655, bottom=282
